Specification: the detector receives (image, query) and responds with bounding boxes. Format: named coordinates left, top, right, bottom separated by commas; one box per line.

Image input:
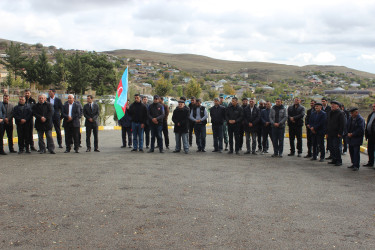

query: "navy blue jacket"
left=47, top=97, right=63, bottom=120
left=243, top=105, right=260, bottom=131
left=309, top=110, right=327, bottom=135
left=118, top=109, right=132, bottom=127
left=62, top=102, right=82, bottom=128
left=347, top=114, right=365, bottom=146
left=260, top=108, right=271, bottom=127
left=13, top=104, right=33, bottom=125
left=209, top=105, right=226, bottom=125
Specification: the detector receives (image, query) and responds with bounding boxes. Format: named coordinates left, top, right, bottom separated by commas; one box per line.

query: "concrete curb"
left=3, top=125, right=369, bottom=154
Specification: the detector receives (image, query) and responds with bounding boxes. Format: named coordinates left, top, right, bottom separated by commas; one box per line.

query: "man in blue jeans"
left=269, top=98, right=287, bottom=157
left=147, top=95, right=165, bottom=153
left=190, top=99, right=208, bottom=152
left=210, top=98, right=226, bottom=152
left=128, top=94, right=148, bottom=152
left=172, top=100, right=190, bottom=154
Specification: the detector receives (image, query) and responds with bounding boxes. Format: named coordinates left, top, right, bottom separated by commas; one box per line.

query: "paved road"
left=1, top=130, right=374, bottom=249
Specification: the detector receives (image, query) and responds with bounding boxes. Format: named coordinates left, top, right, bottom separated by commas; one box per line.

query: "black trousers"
left=349, top=145, right=360, bottom=168
left=367, top=136, right=375, bottom=165
left=65, top=125, right=80, bottom=151
left=122, top=126, right=132, bottom=146
left=52, top=118, right=62, bottom=146
left=329, top=136, right=342, bottom=163
left=306, top=126, right=313, bottom=156
left=289, top=126, right=303, bottom=154
left=16, top=123, right=31, bottom=151
left=228, top=123, right=240, bottom=152
left=28, top=119, right=35, bottom=147
left=238, top=123, right=245, bottom=149
left=262, top=126, right=272, bottom=151
left=0, top=124, right=5, bottom=151
left=144, top=124, right=150, bottom=147
left=162, top=122, right=169, bottom=147
left=37, top=129, right=55, bottom=153
left=257, top=126, right=263, bottom=150
left=312, top=133, right=325, bottom=159
left=86, top=124, right=98, bottom=150
left=188, top=121, right=194, bottom=145
left=1, top=123, right=14, bottom=151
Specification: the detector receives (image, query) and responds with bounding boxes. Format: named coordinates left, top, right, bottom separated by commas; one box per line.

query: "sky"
left=1, top=0, right=375, bottom=73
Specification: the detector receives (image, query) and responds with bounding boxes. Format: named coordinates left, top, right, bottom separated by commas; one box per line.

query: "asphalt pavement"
left=1, top=129, right=374, bottom=249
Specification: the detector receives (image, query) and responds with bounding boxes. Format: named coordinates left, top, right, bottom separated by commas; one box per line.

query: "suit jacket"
left=0, top=102, right=6, bottom=123
left=243, top=105, right=260, bottom=131
left=47, top=96, right=63, bottom=120
left=62, top=102, right=82, bottom=128
left=347, top=115, right=365, bottom=146
left=13, top=104, right=33, bottom=125
left=365, top=112, right=375, bottom=139
left=32, top=102, right=54, bottom=131
left=83, top=102, right=99, bottom=127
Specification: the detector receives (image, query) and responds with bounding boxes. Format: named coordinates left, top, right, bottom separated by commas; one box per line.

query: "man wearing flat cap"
left=190, top=99, right=208, bottom=152
left=309, top=103, right=326, bottom=161
left=326, top=100, right=346, bottom=166
left=347, top=107, right=365, bottom=171
left=364, top=103, right=375, bottom=168
left=147, top=95, right=165, bottom=153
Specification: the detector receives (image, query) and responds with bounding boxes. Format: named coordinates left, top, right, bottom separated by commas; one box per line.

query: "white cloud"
left=313, top=52, right=336, bottom=64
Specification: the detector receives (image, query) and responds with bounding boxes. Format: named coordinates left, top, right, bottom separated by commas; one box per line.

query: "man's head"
left=190, top=97, right=196, bottom=105
left=315, top=103, right=322, bottom=112
left=142, top=96, right=148, bottom=104
left=196, top=99, right=202, bottom=107
left=249, top=98, right=255, bottom=107
left=18, top=96, right=26, bottom=105
left=87, top=95, right=93, bottom=104
left=214, top=98, right=219, bottom=106
left=231, top=97, right=238, bottom=106
left=266, top=101, right=272, bottom=109
left=180, top=96, right=187, bottom=102
left=38, top=94, right=46, bottom=104
left=219, top=96, right=224, bottom=103
left=275, top=98, right=282, bottom=106
left=294, top=97, right=301, bottom=105
left=134, top=94, right=141, bottom=103
left=178, top=100, right=185, bottom=109
left=49, top=89, right=56, bottom=98
left=242, top=98, right=248, bottom=106
left=321, top=97, right=328, bottom=106
left=349, top=107, right=359, bottom=118
left=153, top=95, right=160, bottom=103
left=372, top=103, right=375, bottom=112
left=331, top=101, right=340, bottom=111
left=24, top=89, right=31, bottom=98
left=159, top=96, right=164, bottom=104
left=3, top=94, right=9, bottom=103
left=310, top=99, right=316, bottom=108
left=68, top=94, right=75, bottom=104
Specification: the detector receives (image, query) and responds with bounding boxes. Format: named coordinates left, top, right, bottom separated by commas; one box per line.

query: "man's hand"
left=4, top=118, right=9, bottom=124
left=68, top=116, right=72, bottom=122
left=265, top=122, right=270, bottom=127
left=196, top=120, right=201, bottom=123
left=290, top=117, right=294, bottom=122
left=20, top=119, right=26, bottom=124
left=152, top=118, right=158, bottom=124
left=229, top=120, right=235, bottom=124
left=248, top=122, right=253, bottom=127
left=41, top=117, right=46, bottom=123
left=141, top=123, right=145, bottom=129
left=348, top=133, right=352, bottom=138
left=89, top=118, right=93, bottom=122
left=274, top=123, right=279, bottom=127
left=0, top=119, right=3, bottom=123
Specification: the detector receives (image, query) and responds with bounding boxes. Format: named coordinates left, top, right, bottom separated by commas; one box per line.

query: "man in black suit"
left=24, top=89, right=37, bottom=151
left=1, top=94, right=16, bottom=153
left=47, top=89, right=63, bottom=148
left=364, top=103, right=375, bottom=168
left=83, top=95, right=100, bottom=152
left=62, top=94, right=82, bottom=153
left=32, top=94, right=55, bottom=154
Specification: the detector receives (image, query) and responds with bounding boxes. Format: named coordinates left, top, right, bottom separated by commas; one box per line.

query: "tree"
left=22, top=57, right=38, bottom=87
left=154, top=76, right=173, bottom=97
left=35, top=50, right=53, bottom=87
left=66, top=53, right=93, bottom=94
left=185, top=79, right=201, bottom=98
left=0, top=42, right=27, bottom=80
left=223, top=83, right=236, bottom=95
left=207, top=89, right=218, bottom=100
left=52, top=51, right=69, bottom=89
left=241, top=90, right=254, bottom=99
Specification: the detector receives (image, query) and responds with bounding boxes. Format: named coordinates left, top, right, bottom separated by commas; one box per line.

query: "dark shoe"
left=18, top=151, right=24, bottom=154
left=244, top=151, right=250, bottom=154
left=148, top=149, right=154, bottom=153
left=50, top=151, right=56, bottom=154
left=235, top=151, right=240, bottom=155
left=173, top=150, right=180, bottom=153
left=146, top=146, right=149, bottom=149
left=121, top=146, right=126, bottom=148
left=185, top=151, right=189, bottom=154
left=311, top=158, right=317, bottom=161
left=297, top=153, right=301, bottom=157
left=30, top=147, right=37, bottom=151
left=79, top=145, right=82, bottom=148
left=10, top=150, right=17, bottom=153
left=288, top=153, right=295, bottom=156
left=271, top=154, right=278, bottom=157
left=39, top=150, right=45, bottom=154
left=334, top=162, right=342, bottom=166
left=166, top=146, right=169, bottom=149
left=352, top=167, right=359, bottom=171
left=131, top=149, right=137, bottom=152
left=212, top=150, right=219, bottom=152
left=64, top=150, right=70, bottom=153
left=326, top=156, right=332, bottom=160
left=304, top=154, right=312, bottom=158
left=363, top=163, right=374, bottom=167
left=201, top=149, right=206, bottom=152
left=328, top=161, right=336, bottom=164
left=58, top=144, right=63, bottom=149
left=278, top=155, right=283, bottom=158
left=0, top=151, right=7, bottom=155
left=218, top=150, right=222, bottom=153
left=252, top=151, right=257, bottom=155
left=75, top=150, right=79, bottom=153
left=196, top=149, right=201, bottom=152
left=25, top=149, right=31, bottom=154
left=159, top=150, right=164, bottom=153
left=228, top=151, right=233, bottom=154
left=139, top=149, right=144, bottom=152
left=319, top=159, right=325, bottom=162
left=86, top=148, right=91, bottom=152
left=94, top=149, right=100, bottom=152
left=347, top=165, right=355, bottom=168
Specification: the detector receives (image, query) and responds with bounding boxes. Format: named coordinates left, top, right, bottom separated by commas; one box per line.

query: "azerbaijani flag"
left=114, top=67, right=128, bottom=120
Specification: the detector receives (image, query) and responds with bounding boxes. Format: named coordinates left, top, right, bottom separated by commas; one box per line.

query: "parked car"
left=98, top=95, right=116, bottom=104
left=164, top=97, right=179, bottom=110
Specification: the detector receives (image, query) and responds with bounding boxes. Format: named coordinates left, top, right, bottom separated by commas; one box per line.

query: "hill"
left=106, top=49, right=375, bottom=80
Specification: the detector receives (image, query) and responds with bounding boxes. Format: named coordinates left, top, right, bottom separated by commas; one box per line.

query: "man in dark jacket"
left=0, top=98, right=7, bottom=155
left=159, top=97, right=169, bottom=149
left=47, top=89, right=64, bottom=148
left=172, top=100, right=190, bottom=154
left=346, top=108, right=365, bottom=171
left=128, top=94, right=148, bottom=152
left=142, top=96, right=150, bottom=148
left=24, top=89, right=37, bottom=151
left=188, top=97, right=196, bottom=147
left=83, top=95, right=100, bottom=152
left=309, top=103, right=326, bottom=161
left=260, top=101, right=272, bottom=154
left=1, top=94, right=16, bottom=153
left=243, top=98, right=260, bottom=154
left=364, top=103, right=375, bottom=168
left=33, top=94, right=55, bottom=154
left=148, top=95, right=165, bottom=153
left=269, top=98, right=287, bottom=157
left=210, top=98, right=226, bottom=152
left=226, top=97, right=243, bottom=154
left=326, top=101, right=346, bottom=166
left=190, top=99, right=208, bottom=152
left=304, top=99, right=316, bottom=158
left=287, top=97, right=305, bottom=157
left=119, top=100, right=132, bottom=148
left=257, top=100, right=266, bottom=152
left=322, top=97, right=332, bottom=159
left=62, top=94, right=82, bottom=153
left=239, top=98, right=248, bottom=151
left=220, top=96, right=229, bottom=151
left=13, top=96, right=33, bottom=154
left=340, top=104, right=349, bottom=155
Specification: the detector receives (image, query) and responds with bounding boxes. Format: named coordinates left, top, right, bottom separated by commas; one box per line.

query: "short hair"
left=38, top=94, right=46, bottom=98
left=49, top=89, right=56, bottom=93
left=134, top=93, right=140, bottom=97
left=68, top=94, right=75, bottom=98
left=24, top=89, right=31, bottom=93
left=87, top=95, right=93, bottom=99
left=266, top=100, right=271, bottom=103
left=249, top=98, right=255, bottom=101
left=196, top=98, right=202, bottom=103
left=190, top=96, right=196, bottom=100
left=19, top=95, right=25, bottom=99
left=232, top=97, right=238, bottom=101
left=322, top=97, right=328, bottom=101
left=3, top=94, right=9, bottom=98
left=311, top=99, right=316, bottom=103
left=180, top=96, right=186, bottom=101
left=214, top=97, right=219, bottom=101
left=276, top=98, right=282, bottom=101
left=142, top=95, right=147, bottom=99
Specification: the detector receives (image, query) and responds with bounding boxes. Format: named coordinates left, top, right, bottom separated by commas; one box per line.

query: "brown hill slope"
left=106, top=49, right=375, bottom=80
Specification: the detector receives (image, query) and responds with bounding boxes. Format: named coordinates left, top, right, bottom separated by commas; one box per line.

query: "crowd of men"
left=0, top=89, right=100, bottom=155
left=1, top=91, right=375, bottom=171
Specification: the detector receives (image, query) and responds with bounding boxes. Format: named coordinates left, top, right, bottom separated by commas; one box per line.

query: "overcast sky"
left=1, top=0, right=375, bottom=73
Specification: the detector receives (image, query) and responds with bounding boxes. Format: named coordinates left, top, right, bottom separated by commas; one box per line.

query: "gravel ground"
left=1, top=130, right=374, bottom=249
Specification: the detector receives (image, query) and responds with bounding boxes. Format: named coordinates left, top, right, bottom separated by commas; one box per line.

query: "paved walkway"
left=1, top=130, right=374, bottom=249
